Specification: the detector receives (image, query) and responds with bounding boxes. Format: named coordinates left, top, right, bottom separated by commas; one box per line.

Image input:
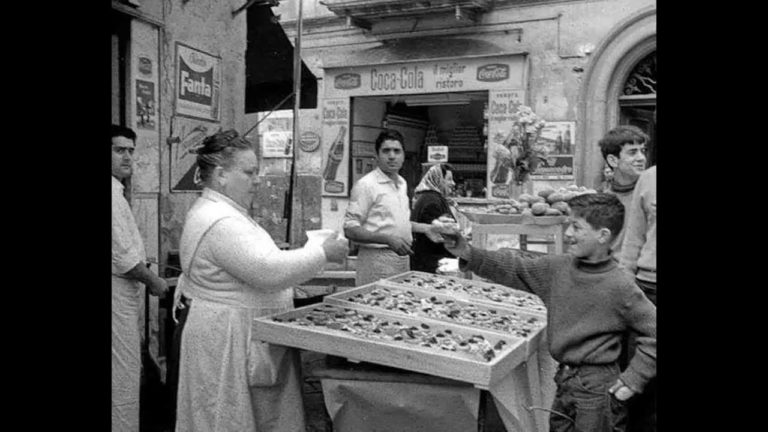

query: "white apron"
left=112, top=275, right=141, bottom=432
left=175, top=197, right=306, bottom=432
left=356, top=247, right=410, bottom=286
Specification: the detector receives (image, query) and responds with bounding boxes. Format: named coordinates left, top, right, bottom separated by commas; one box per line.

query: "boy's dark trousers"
left=549, top=363, right=628, bottom=432
left=626, top=279, right=656, bottom=432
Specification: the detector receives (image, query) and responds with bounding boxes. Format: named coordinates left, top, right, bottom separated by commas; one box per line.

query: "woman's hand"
left=321, top=236, right=350, bottom=264
left=608, top=379, right=635, bottom=401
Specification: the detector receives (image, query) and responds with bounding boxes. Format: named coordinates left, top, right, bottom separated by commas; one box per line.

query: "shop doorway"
left=619, top=51, right=656, bottom=167
left=350, top=91, right=489, bottom=201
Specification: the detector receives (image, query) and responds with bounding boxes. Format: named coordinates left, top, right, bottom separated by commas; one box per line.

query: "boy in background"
left=599, top=125, right=649, bottom=258
left=443, top=193, right=656, bottom=432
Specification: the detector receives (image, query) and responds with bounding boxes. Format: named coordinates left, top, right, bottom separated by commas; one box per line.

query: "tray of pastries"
left=325, top=283, right=546, bottom=357
left=253, top=303, right=527, bottom=388
left=382, top=271, right=547, bottom=316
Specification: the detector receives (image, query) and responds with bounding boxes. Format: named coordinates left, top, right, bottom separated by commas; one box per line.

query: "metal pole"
left=287, top=0, right=304, bottom=246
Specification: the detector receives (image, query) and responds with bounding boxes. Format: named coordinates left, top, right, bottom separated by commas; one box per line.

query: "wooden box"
left=252, top=303, right=527, bottom=388
left=460, top=210, right=567, bottom=226
left=325, top=282, right=545, bottom=357
left=382, top=271, right=547, bottom=317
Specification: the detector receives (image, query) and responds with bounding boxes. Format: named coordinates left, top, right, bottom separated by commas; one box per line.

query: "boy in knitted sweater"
left=443, top=193, right=656, bottom=432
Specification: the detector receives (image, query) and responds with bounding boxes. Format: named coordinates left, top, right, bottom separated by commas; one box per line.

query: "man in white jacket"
left=111, top=124, right=168, bottom=432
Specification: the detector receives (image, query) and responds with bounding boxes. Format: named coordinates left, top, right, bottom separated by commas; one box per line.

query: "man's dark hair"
left=374, top=129, right=405, bottom=154
left=111, top=124, right=137, bottom=143
left=598, top=125, right=649, bottom=161
left=567, top=192, right=625, bottom=240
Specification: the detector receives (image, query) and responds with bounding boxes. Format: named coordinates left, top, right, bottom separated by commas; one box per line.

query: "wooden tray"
left=325, top=282, right=545, bottom=357
left=460, top=210, right=567, bottom=226
left=381, top=271, right=548, bottom=316
left=252, top=303, right=526, bottom=388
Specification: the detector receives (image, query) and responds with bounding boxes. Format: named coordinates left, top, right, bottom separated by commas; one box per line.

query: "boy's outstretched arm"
left=443, top=231, right=553, bottom=299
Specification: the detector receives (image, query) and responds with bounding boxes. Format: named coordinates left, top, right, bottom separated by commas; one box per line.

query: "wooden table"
left=461, top=212, right=568, bottom=255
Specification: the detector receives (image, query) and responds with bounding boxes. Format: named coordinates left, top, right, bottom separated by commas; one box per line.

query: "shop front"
left=319, top=53, right=533, bottom=219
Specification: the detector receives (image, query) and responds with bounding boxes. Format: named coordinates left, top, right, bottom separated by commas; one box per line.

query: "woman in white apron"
left=174, top=130, right=348, bottom=432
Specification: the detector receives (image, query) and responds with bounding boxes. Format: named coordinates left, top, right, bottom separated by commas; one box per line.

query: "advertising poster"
left=175, top=43, right=221, bottom=122
left=262, top=131, right=293, bottom=158
left=135, top=79, right=156, bottom=130
left=530, top=121, right=576, bottom=180
left=321, top=98, right=350, bottom=197
left=486, top=89, right=525, bottom=198
left=169, top=117, right=217, bottom=192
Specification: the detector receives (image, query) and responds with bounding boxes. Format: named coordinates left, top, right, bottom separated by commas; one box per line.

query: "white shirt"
left=343, top=167, right=412, bottom=248
left=112, top=176, right=145, bottom=275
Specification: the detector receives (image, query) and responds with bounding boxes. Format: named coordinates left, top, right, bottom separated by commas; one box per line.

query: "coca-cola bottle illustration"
left=323, top=125, right=346, bottom=180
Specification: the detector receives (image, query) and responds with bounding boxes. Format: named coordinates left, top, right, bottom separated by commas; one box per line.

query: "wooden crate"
left=252, top=303, right=527, bottom=388
left=325, top=282, right=546, bottom=357
left=381, top=271, right=548, bottom=316
left=460, top=210, right=567, bottom=226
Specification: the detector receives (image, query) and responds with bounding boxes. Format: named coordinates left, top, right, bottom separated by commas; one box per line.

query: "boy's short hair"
left=598, top=125, right=649, bottom=161
left=567, top=193, right=625, bottom=240
left=375, top=129, right=405, bottom=153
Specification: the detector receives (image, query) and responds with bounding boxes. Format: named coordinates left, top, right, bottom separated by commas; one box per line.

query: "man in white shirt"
left=111, top=124, right=168, bottom=432
left=343, top=129, right=442, bottom=286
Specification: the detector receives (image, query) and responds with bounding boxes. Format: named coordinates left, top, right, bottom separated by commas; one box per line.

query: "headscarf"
left=414, top=164, right=449, bottom=196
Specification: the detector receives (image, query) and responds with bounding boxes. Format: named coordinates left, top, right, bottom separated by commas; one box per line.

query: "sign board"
left=486, top=89, right=526, bottom=198
left=299, top=131, right=321, bottom=153
left=428, top=146, right=449, bottom=163
left=135, top=79, right=156, bottom=130
left=325, top=54, right=526, bottom=98
left=321, top=98, right=351, bottom=197
left=169, top=117, right=217, bottom=192
left=262, top=131, right=293, bottom=158
left=175, top=43, right=221, bottom=122
left=529, top=121, right=575, bottom=180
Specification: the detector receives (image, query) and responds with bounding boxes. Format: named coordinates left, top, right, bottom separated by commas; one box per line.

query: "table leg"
left=525, top=351, right=548, bottom=432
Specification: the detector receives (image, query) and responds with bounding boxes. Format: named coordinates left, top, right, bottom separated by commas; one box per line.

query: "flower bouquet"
left=489, top=105, right=547, bottom=185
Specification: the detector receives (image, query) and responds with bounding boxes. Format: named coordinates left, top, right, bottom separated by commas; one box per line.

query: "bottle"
left=323, top=125, right=347, bottom=180
left=563, top=127, right=572, bottom=154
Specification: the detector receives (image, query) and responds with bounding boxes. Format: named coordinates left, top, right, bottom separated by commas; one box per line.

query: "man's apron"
left=112, top=275, right=141, bottom=432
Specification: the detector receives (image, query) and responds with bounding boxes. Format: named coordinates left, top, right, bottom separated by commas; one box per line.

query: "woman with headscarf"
left=173, top=130, right=348, bottom=431
left=410, top=163, right=458, bottom=273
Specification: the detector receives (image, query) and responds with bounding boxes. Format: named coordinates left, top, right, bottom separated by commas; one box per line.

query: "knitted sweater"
left=619, top=166, right=656, bottom=283
left=460, top=248, right=657, bottom=393
left=410, top=190, right=454, bottom=273
left=604, top=181, right=636, bottom=259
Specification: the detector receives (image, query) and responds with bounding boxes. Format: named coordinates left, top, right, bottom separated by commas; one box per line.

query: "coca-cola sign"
left=334, top=73, right=361, bottom=89
left=477, top=64, right=509, bottom=82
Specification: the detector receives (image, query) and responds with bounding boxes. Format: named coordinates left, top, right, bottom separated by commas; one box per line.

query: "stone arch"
left=576, top=6, right=656, bottom=188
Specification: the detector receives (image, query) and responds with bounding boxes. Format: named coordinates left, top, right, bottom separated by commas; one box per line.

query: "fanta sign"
left=175, top=43, right=220, bottom=121
left=334, top=73, right=361, bottom=89
left=476, top=64, right=510, bottom=82
left=179, top=57, right=213, bottom=104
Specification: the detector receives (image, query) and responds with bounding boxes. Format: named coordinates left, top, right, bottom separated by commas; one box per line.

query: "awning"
left=322, top=37, right=519, bottom=69
left=245, top=5, right=317, bottom=113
